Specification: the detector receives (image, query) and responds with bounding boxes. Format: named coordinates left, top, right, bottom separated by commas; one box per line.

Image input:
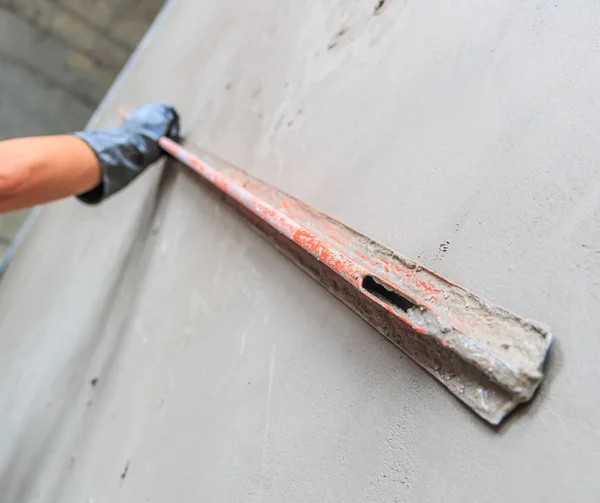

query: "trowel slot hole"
left=361, top=275, right=416, bottom=313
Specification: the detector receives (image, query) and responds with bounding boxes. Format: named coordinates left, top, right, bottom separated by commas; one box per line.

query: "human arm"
left=0, top=135, right=100, bottom=214
left=0, top=103, right=180, bottom=214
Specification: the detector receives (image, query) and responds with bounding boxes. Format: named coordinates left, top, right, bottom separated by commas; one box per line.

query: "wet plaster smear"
left=0, top=0, right=599, bottom=501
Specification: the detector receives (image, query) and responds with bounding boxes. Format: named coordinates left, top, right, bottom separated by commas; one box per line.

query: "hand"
left=123, top=103, right=181, bottom=144
left=76, top=103, right=181, bottom=204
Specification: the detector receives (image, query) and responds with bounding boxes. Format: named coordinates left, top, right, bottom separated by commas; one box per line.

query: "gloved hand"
left=75, top=103, right=180, bottom=204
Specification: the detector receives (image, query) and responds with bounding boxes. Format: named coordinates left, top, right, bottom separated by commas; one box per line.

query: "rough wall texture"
left=0, top=0, right=599, bottom=502
left=0, top=0, right=165, bottom=258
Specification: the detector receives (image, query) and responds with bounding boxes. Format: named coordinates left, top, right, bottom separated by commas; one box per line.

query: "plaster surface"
left=0, top=1, right=598, bottom=501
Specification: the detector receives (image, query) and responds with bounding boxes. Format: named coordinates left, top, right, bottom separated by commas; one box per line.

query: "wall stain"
left=328, top=25, right=349, bottom=50
left=374, top=0, right=387, bottom=15
left=120, top=460, right=129, bottom=482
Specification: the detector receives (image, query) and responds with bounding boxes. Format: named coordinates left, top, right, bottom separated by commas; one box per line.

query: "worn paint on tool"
left=162, top=138, right=364, bottom=284
left=159, top=136, right=552, bottom=425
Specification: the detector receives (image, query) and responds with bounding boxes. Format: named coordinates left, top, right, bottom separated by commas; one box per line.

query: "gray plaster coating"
left=0, top=0, right=598, bottom=501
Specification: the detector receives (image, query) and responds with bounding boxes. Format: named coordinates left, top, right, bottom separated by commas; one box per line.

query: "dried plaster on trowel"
left=161, top=136, right=552, bottom=425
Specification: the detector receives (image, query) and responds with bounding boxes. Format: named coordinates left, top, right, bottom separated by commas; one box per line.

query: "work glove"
left=75, top=103, right=180, bottom=204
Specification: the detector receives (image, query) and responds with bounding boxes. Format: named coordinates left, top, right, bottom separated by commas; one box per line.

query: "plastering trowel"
left=155, top=135, right=552, bottom=425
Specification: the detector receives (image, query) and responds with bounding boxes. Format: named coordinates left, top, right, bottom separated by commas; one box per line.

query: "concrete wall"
left=1, top=1, right=600, bottom=501
left=0, top=0, right=165, bottom=259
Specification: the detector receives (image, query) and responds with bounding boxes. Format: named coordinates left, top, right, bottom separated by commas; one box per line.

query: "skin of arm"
left=0, top=135, right=101, bottom=214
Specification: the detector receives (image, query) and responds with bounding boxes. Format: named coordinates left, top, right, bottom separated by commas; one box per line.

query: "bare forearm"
left=0, top=135, right=101, bottom=214
left=0, top=104, right=179, bottom=213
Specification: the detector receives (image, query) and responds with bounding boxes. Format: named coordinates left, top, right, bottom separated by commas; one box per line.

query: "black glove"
left=75, top=103, right=180, bottom=204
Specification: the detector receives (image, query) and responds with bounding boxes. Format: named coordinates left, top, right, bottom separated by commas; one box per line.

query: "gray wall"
left=1, top=1, right=599, bottom=501
left=0, top=0, right=165, bottom=257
